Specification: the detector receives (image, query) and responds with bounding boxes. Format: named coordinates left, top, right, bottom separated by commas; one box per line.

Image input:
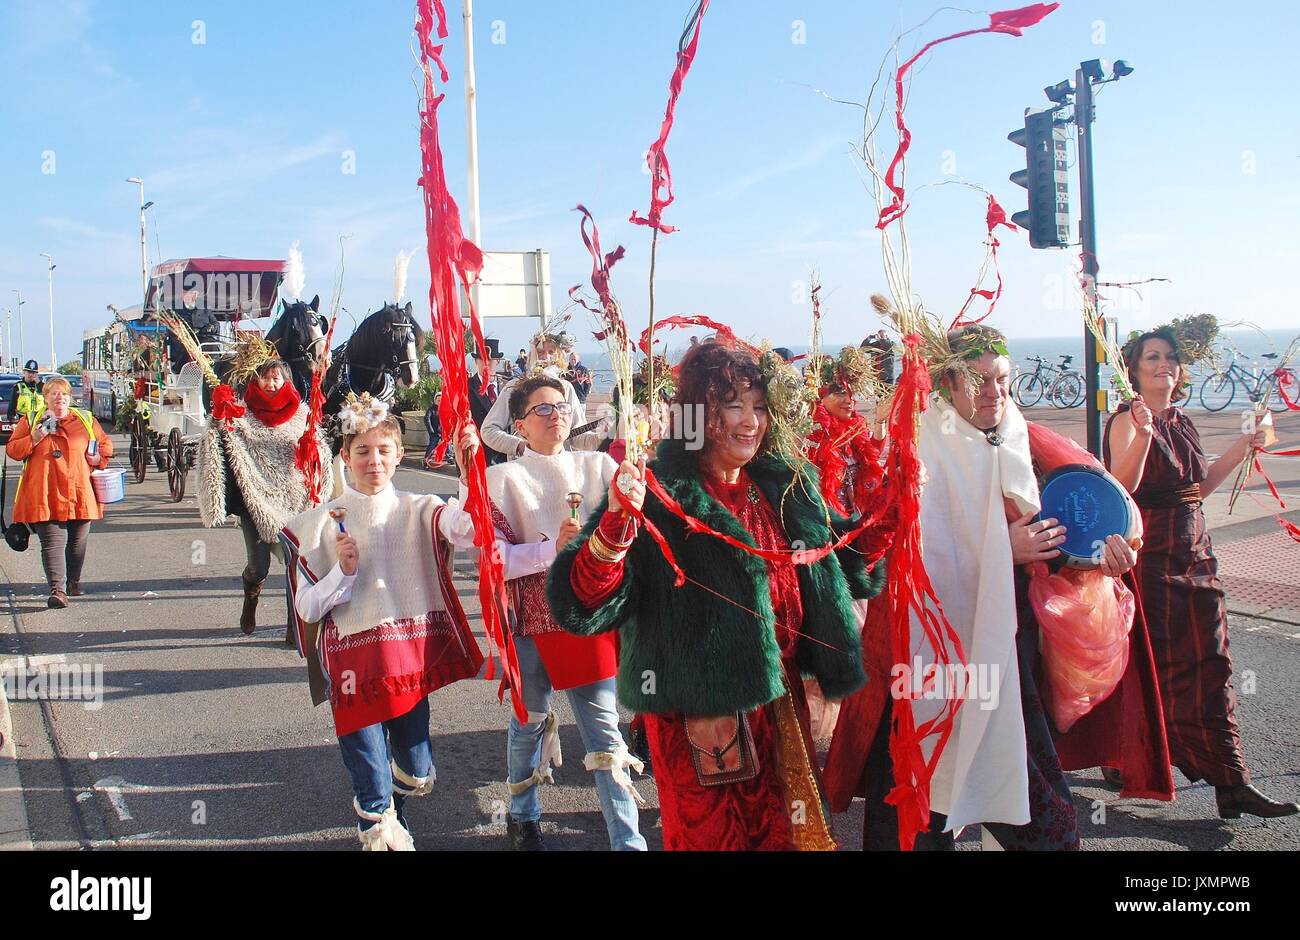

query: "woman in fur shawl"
left=199, top=358, right=330, bottom=640
left=548, top=342, right=885, bottom=851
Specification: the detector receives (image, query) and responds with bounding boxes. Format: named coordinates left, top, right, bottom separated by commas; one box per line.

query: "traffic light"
left=1008, top=108, right=1070, bottom=249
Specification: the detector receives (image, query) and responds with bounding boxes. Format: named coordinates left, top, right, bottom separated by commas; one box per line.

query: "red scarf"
left=243, top=381, right=301, bottom=427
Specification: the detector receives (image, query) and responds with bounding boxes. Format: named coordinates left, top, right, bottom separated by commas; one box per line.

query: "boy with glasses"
left=477, top=375, right=646, bottom=850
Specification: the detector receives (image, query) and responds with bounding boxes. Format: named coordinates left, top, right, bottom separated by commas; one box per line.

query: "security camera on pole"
left=1008, top=57, right=1134, bottom=457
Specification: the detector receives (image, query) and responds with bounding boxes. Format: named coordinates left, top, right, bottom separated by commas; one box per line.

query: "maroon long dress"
left=1104, top=404, right=1250, bottom=787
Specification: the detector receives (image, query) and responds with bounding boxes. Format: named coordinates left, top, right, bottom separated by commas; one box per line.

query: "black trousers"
left=33, top=520, right=92, bottom=593
left=237, top=511, right=284, bottom=585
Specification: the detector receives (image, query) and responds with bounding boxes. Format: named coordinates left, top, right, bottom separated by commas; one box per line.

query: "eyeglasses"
left=521, top=401, right=572, bottom=419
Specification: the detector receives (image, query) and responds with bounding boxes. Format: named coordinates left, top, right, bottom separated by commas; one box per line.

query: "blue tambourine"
left=1037, top=464, right=1141, bottom=569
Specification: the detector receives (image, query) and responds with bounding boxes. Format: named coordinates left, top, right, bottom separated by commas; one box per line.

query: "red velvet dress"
left=1105, top=404, right=1250, bottom=787
left=572, top=472, right=819, bottom=851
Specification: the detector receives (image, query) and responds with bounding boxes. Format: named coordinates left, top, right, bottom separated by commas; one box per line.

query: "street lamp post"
left=126, top=177, right=149, bottom=307
left=11, top=290, right=24, bottom=366
left=1074, top=58, right=1134, bottom=456
left=41, top=252, right=56, bottom=371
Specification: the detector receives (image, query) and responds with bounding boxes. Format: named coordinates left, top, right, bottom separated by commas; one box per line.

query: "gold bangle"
left=586, top=530, right=627, bottom=564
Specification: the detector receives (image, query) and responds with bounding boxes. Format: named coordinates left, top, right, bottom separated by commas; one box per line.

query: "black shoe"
left=1100, top=766, right=1124, bottom=790
left=629, top=724, right=653, bottom=778
left=507, top=817, right=546, bottom=851
left=1215, top=784, right=1300, bottom=820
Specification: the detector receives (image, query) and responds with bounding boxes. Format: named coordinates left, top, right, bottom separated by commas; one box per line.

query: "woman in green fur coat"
left=548, top=343, right=885, bottom=850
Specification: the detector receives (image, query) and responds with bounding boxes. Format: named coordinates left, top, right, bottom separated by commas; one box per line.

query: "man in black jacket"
left=468, top=339, right=506, bottom=465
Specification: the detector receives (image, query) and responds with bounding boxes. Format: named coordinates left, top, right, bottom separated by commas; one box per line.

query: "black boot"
left=240, top=578, right=263, bottom=635
left=506, top=817, right=546, bottom=851
left=1215, top=784, right=1300, bottom=820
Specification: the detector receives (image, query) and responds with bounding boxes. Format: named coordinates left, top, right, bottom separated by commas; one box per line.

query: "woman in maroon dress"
left=1105, top=328, right=1297, bottom=819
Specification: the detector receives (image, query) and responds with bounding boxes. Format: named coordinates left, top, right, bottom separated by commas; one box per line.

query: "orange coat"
left=5, top=412, right=115, bottom=524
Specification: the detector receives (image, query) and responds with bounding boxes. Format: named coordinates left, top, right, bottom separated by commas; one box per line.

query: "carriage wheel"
left=166, top=429, right=187, bottom=502
left=129, top=416, right=149, bottom=484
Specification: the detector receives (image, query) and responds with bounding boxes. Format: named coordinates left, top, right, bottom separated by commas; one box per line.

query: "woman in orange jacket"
left=5, top=376, right=114, bottom=608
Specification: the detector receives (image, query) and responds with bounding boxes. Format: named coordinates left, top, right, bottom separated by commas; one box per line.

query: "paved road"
left=1, top=431, right=1297, bottom=851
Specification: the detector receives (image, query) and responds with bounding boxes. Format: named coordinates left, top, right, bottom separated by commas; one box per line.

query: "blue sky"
left=2, top=0, right=1297, bottom=368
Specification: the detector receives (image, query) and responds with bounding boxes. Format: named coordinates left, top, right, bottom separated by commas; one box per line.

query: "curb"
left=0, top=665, right=34, bottom=851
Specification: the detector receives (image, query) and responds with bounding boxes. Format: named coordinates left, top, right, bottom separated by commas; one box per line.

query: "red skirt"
left=644, top=703, right=796, bottom=851
left=323, top=610, right=482, bottom=737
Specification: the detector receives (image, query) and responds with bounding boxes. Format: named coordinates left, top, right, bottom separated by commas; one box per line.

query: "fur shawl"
left=547, top=438, right=882, bottom=716
left=198, top=402, right=330, bottom=542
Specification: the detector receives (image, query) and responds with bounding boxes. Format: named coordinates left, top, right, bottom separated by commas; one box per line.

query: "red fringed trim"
left=628, top=0, right=710, bottom=235
left=211, top=383, right=245, bottom=429
left=415, top=0, right=524, bottom=722
left=881, top=337, right=968, bottom=851
left=877, top=3, right=1060, bottom=229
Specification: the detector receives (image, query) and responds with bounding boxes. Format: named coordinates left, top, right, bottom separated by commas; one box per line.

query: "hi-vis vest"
left=14, top=382, right=44, bottom=423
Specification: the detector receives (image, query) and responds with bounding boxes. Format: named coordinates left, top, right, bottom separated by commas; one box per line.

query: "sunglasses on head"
left=521, top=401, right=572, bottom=419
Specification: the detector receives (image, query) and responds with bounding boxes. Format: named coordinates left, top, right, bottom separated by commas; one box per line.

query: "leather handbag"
left=685, top=712, right=760, bottom=787
left=1, top=455, right=30, bottom=552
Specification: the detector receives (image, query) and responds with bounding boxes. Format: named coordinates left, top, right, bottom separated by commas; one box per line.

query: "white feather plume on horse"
left=284, top=241, right=306, bottom=302
left=393, top=249, right=415, bottom=303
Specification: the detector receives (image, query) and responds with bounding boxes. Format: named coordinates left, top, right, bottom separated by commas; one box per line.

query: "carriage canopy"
left=146, top=257, right=286, bottom=321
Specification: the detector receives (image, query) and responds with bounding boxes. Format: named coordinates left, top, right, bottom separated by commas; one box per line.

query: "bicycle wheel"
left=1199, top=372, right=1234, bottom=412
left=1050, top=372, right=1085, bottom=409
left=1011, top=372, right=1045, bottom=408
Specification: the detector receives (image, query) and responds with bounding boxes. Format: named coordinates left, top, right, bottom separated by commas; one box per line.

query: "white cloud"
left=148, top=133, right=345, bottom=193
left=713, top=135, right=848, bottom=200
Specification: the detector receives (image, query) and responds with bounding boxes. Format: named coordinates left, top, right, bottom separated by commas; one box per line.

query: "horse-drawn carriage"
left=126, top=257, right=287, bottom=501
left=111, top=254, right=425, bottom=502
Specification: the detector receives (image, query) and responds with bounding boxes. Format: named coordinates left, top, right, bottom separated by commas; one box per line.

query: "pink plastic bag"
left=1028, top=564, right=1134, bottom=733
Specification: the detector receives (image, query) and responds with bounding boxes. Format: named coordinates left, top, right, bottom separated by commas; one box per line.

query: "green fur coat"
left=547, top=438, right=883, bottom=716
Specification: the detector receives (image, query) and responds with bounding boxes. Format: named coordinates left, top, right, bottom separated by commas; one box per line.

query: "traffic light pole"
left=1075, top=66, right=1103, bottom=457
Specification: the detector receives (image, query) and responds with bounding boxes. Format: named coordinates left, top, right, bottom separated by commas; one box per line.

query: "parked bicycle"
left=1011, top=354, right=1085, bottom=408
left=1198, top=348, right=1295, bottom=413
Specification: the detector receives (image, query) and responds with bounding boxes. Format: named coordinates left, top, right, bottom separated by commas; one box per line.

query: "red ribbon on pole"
left=952, top=194, right=1018, bottom=329
left=294, top=312, right=337, bottom=505
left=877, top=3, right=1060, bottom=229
left=415, top=0, right=524, bottom=722
left=629, top=0, right=710, bottom=234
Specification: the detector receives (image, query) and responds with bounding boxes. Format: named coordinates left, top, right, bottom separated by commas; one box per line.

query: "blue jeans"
left=338, top=698, right=433, bottom=829
left=507, top=636, right=646, bottom=851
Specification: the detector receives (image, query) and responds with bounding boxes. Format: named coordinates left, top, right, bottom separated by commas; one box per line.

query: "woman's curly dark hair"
left=671, top=343, right=768, bottom=449
left=1124, top=327, right=1187, bottom=402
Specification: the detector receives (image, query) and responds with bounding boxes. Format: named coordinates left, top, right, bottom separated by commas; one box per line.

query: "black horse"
left=321, top=301, right=424, bottom=453
left=266, top=294, right=328, bottom=399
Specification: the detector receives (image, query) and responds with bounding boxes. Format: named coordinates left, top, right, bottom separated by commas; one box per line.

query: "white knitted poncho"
left=282, top=486, right=464, bottom=641
left=486, top=448, right=619, bottom=545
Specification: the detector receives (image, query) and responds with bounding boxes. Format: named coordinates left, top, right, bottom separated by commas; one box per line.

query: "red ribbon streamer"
left=1274, top=366, right=1300, bottom=411
left=879, top=337, right=968, bottom=851
left=876, top=3, right=1060, bottom=229
left=415, top=0, right=524, bottom=722
left=638, top=313, right=759, bottom=357
left=628, top=0, right=710, bottom=235
left=294, top=312, right=337, bottom=505
left=952, top=194, right=1018, bottom=329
